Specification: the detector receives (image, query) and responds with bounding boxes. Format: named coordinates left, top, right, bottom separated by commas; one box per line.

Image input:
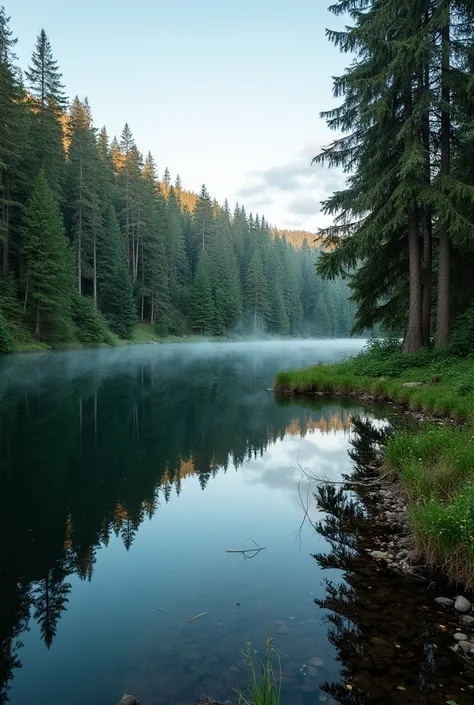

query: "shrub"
left=0, top=313, right=14, bottom=353
left=71, top=294, right=115, bottom=347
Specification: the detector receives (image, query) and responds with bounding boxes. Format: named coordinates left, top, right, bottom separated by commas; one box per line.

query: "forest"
left=315, top=0, right=474, bottom=352
left=0, top=7, right=355, bottom=351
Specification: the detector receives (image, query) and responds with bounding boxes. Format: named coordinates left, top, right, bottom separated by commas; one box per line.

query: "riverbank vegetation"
left=0, top=7, right=356, bottom=353
left=275, top=339, right=474, bottom=586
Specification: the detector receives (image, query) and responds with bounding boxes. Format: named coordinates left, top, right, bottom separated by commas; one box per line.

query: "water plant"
left=235, top=635, right=282, bottom=705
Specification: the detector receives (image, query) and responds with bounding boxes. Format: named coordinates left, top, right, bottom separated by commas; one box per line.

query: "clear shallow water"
left=0, top=339, right=385, bottom=705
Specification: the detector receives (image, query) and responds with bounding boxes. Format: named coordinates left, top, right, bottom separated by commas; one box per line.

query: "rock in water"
left=118, top=696, right=139, bottom=705
left=454, top=596, right=472, bottom=614
left=454, top=633, right=468, bottom=641
left=460, top=615, right=474, bottom=626
left=369, top=551, right=388, bottom=559
left=435, top=597, right=454, bottom=607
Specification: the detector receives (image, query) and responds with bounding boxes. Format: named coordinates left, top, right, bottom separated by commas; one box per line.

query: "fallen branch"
left=226, top=539, right=266, bottom=558
left=186, top=612, right=207, bottom=623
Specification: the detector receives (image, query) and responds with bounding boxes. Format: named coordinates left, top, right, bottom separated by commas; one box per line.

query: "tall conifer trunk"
left=403, top=90, right=422, bottom=353
left=421, top=44, right=432, bottom=346
left=436, top=8, right=451, bottom=346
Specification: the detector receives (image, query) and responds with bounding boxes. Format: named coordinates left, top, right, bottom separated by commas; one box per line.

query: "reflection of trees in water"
left=0, top=352, right=377, bottom=701
left=312, top=418, right=473, bottom=705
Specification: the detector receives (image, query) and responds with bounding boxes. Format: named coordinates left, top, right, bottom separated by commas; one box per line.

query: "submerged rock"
left=118, top=696, right=139, bottom=705
left=369, top=551, right=388, bottom=559
left=460, top=615, right=474, bottom=626
left=454, top=596, right=472, bottom=614
left=435, top=597, right=454, bottom=607
left=454, top=633, right=468, bottom=641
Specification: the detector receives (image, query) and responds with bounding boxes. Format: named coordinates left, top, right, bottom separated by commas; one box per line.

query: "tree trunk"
left=421, top=208, right=432, bottom=346
left=435, top=8, right=451, bottom=347
left=421, top=46, right=432, bottom=347
left=93, top=228, right=97, bottom=307
left=78, top=157, right=83, bottom=294
left=151, top=295, right=154, bottom=325
left=404, top=207, right=423, bottom=353
left=34, top=301, right=40, bottom=340
left=141, top=295, right=144, bottom=323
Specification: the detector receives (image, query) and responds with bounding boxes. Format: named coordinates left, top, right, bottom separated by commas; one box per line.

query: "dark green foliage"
left=0, top=311, right=13, bottom=351
left=190, top=251, right=214, bottom=333
left=71, top=292, right=115, bottom=346
left=449, top=308, right=474, bottom=357
left=22, top=170, right=75, bottom=342
left=98, top=206, right=136, bottom=338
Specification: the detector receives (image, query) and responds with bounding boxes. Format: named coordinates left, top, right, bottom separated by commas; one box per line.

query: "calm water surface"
left=2, top=340, right=467, bottom=705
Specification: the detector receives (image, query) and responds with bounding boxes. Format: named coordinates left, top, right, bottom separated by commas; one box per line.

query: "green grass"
left=275, top=339, right=474, bottom=587
left=235, top=636, right=282, bottom=705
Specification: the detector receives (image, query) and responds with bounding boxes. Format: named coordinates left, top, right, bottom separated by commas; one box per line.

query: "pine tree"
left=190, top=250, right=214, bottom=333
left=191, top=185, right=215, bottom=272
left=98, top=205, right=136, bottom=338
left=245, top=249, right=270, bottom=333
left=22, top=170, right=74, bottom=341
left=210, top=208, right=242, bottom=333
left=65, top=97, right=102, bottom=299
left=25, top=29, right=66, bottom=199
left=162, top=166, right=171, bottom=187
left=0, top=7, right=26, bottom=276
left=315, top=296, right=331, bottom=338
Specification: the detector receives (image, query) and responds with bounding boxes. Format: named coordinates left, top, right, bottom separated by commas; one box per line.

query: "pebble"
left=460, top=615, right=474, bottom=626
left=435, top=597, right=454, bottom=607
left=459, top=641, right=472, bottom=653
left=454, top=596, right=472, bottom=614
left=454, top=633, right=468, bottom=642
left=396, top=550, right=409, bottom=560
left=369, top=551, right=388, bottom=559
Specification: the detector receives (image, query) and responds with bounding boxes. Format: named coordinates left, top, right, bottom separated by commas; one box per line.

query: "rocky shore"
left=359, top=449, right=474, bottom=667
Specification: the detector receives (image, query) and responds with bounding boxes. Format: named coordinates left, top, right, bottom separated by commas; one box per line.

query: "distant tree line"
left=0, top=8, right=355, bottom=349
left=316, top=0, right=474, bottom=352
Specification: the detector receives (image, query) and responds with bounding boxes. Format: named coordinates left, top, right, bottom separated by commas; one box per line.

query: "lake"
left=0, top=340, right=470, bottom=705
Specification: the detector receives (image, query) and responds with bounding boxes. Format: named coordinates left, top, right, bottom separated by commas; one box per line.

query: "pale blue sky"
left=11, top=0, right=347, bottom=230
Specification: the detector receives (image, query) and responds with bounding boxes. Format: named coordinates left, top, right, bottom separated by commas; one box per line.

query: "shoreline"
left=274, top=351, right=474, bottom=591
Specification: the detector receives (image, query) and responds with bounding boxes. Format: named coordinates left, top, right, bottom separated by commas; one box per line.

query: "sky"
left=11, top=0, right=349, bottom=232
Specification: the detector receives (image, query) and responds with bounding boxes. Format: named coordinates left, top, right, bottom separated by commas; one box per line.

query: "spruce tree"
left=25, top=29, right=66, bottom=200
left=0, top=7, right=25, bottom=276
left=98, top=205, right=136, bottom=338
left=22, top=170, right=74, bottom=342
left=190, top=251, right=214, bottom=333
left=245, top=249, right=270, bottom=333
left=65, top=97, right=102, bottom=299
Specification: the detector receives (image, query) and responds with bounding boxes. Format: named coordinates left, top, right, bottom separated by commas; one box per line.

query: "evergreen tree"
left=315, top=296, right=331, bottom=338
left=65, top=97, right=102, bottom=299
left=22, top=170, right=74, bottom=342
left=98, top=205, right=136, bottom=338
left=191, top=184, right=215, bottom=272
left=25, top=29, right=66, bottom=199
left=245, top=249, right=270, bottom=333
left=0, top=7, right=26, bottom=276
left=190, top=250, right=214, bottom=333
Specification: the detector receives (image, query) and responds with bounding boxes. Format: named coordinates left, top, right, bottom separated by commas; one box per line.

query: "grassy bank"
left=275, top=340, right=474, bottom=587
left=3, top=323, right=229, bottom=354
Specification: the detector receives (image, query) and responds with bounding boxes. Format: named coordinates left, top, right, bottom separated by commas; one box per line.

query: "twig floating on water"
left=186, top=612, right=207, bottom=623
left=226, top=539, right=266, bottom=558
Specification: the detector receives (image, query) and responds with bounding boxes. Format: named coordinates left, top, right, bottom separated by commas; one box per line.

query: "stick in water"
left=186, top=612, right=207, bottom=623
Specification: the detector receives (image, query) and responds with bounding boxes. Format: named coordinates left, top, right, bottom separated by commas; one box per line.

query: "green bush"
left=71, top=294, right=115, bottom=347
left=0, top=313, right=14, bottom=353
left=449, top=307, right=474, bottom=357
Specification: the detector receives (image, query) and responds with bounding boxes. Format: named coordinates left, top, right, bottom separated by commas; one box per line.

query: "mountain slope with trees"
left=0, top=6, right=354, bottom=351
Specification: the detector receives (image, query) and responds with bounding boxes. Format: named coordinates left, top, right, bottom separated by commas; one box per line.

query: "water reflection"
left=0, top=342, right=370, bottom=704
left=312, top=418, right=474, bottom=704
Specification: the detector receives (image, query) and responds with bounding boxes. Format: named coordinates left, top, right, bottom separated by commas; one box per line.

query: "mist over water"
left=0, top=339, right=374, bottom=705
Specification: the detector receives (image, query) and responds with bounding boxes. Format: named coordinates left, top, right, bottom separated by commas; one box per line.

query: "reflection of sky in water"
left=10, top=416, right=360, bottom=705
